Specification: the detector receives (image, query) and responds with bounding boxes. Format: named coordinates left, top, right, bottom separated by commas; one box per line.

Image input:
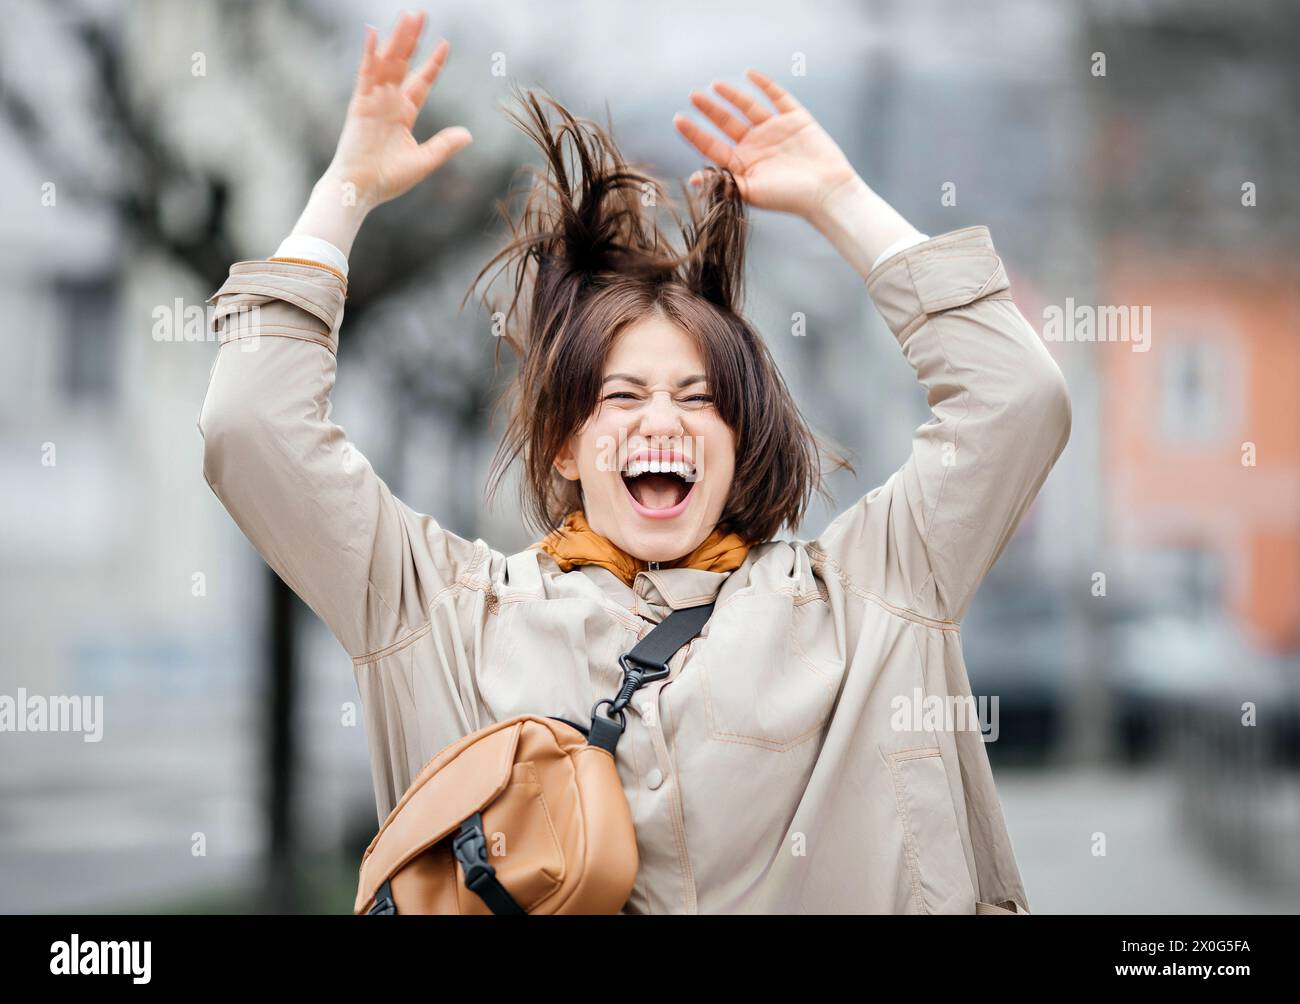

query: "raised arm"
left=199, top=13, right=480, bottom=657
left=812, top=218, right=1071, bottom=622
left=675, top=69, right=1071, bottom=623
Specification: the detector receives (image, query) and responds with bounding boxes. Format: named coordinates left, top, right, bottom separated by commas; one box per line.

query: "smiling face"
left=552, top=311, right=736, bottom=562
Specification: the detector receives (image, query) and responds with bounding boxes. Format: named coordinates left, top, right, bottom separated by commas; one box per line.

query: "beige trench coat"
left=199, top=224, right=1071, bottom=914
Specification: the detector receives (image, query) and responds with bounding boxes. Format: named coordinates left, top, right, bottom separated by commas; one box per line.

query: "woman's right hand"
left=325, top=10, right=472, bottom=211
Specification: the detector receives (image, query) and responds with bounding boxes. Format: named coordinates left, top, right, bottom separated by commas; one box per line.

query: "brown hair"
left=466, top=86, right=849, bottom=543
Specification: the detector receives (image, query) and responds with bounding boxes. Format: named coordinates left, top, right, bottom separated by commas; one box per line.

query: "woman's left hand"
left=674, top=69, right=860, bottom=221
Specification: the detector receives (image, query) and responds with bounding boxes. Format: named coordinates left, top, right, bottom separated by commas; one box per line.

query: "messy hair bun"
left=468, top=85, right=749, bottom=350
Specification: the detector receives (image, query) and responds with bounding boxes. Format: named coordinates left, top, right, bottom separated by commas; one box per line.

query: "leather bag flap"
left=354, top=720, right=524, bottom=913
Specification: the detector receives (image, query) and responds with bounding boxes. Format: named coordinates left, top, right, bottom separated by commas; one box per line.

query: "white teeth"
left=623, top=458, right=696, bottom=479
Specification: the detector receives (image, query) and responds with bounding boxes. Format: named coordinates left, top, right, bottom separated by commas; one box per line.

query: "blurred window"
left=1148, top=544, right=1222, bottom=618
left=1159, top=334, right=1242, bottom=444
left=53, top=274, right=118, bottom=403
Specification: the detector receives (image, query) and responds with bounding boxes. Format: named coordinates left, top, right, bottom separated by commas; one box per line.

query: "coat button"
left=645, top=768, right=664, bottom=790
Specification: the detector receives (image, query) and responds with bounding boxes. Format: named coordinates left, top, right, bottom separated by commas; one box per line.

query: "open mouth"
left=621, top=456, right=697, bottom=519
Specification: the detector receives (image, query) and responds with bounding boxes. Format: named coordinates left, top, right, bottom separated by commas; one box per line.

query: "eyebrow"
left=601, top=373, right=708, bottom=389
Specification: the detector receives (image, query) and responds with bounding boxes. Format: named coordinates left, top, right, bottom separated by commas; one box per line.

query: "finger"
left=688, top=90, right=749, bottom=143
left=711, top=79, right=772, bottom=125
left=403, top=37, right=450, bottom=109
left=357, top=24, right=379, bottom=90
left=743, top=67, right=803, bottom=114
left=672, top=113, right=735, bottom=169
left=380, top=10, right=426, bottom=70
left=676, top=114, right=738, bottom=169
left=416, top=124, right=473, bottom=174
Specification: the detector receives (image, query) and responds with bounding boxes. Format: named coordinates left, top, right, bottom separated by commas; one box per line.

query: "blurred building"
left=1086, top=1, right=1300, bottom=656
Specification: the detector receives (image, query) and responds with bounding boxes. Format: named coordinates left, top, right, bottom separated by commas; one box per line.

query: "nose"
left=635, top=390, right=686, bottom=441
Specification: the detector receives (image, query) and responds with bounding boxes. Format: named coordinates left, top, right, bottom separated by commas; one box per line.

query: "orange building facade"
left=1100, top=245, right=1300, bottom=653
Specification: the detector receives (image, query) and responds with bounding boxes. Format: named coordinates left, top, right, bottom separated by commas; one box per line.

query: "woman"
left=200, top=11, right=1070, bottom=914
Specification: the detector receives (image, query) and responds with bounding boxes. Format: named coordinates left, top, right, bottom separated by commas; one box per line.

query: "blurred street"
left=7, top=763, right=1300, bottom=914
left=1002, top=767, right=1300, bottom=915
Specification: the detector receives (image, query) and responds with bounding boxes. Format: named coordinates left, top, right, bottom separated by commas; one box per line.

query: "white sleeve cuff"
left=272, top=234, right=350, bottom=278
left=870, top=231, right=930, bottom=274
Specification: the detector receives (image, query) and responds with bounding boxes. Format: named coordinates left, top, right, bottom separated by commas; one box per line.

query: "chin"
left=618, top=521, right=709, bottom=564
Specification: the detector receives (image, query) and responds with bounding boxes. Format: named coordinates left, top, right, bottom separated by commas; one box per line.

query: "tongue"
left=628, top=474, right=687, bottom=510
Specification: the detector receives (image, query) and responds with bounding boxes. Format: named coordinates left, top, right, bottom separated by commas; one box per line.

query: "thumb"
left=417, top=125, right=474, bottom=174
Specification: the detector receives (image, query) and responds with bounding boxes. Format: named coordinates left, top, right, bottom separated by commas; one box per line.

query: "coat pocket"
left=975, top=899, right=1027, bottom=914
left=698, top=593, right=840, bottom=751
left=882, top=746, right=978, bottom=914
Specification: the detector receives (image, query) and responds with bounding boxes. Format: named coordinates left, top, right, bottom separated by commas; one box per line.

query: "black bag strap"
left=623, top=601, right=714, bottom=672
left=586, top=601, right=714, bottom=756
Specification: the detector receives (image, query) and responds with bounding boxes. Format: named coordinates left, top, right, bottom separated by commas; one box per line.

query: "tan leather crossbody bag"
left=354, top=602, right=714, bottom=916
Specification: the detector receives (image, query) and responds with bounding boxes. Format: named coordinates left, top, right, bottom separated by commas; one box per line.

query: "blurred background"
left=1, top=0, right=1297, bottom=914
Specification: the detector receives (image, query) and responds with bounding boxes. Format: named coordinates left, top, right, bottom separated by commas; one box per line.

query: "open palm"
left=327, top=11, right=472, bottom=209
left=673, top=69, right=858, bottom=220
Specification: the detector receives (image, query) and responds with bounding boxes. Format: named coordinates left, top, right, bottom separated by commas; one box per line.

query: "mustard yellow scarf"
left=536, top=511, right=749, bottom=587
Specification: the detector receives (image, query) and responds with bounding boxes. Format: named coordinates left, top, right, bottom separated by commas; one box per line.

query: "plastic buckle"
left=367, top=880, right=397, bottom=915
left=452, top=815, right=495, bottom=888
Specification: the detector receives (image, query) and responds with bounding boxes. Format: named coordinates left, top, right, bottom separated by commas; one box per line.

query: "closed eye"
left=600, top=390, right=713, bottom=405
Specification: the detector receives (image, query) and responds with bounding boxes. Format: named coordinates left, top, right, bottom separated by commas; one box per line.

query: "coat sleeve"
left=811, top=226, right=1071, bottom=624
left=197, top=258, right=490, bottom=659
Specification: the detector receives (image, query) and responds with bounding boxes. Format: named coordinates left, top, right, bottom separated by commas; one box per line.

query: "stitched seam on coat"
left=351, top=542, right=511, bottom=662
left=267, top=256, right=349, bottom=288
left=705, top=621, right=834, bottom=751
left=354, top=563, right=487, bottom=664
left=218, top=331, right=335, bottom=353
left=231, top=260, right=347, bottom=289
left=883, top=748, right=929, bottom=914
left=704, top=728, right=826, bottom=752
left=659, top=732, right=696, bottom=912
left=805, top=545, right=958, bottom=630
left=489, top=591, right=641, bottom=639
left=353, top=621, right=433, bottom=665
left=214, top=319, right=332, bottom=336
left=657, top=589, right=720, bottom=607
left=424, top=542, right=491, bottom=609
left=712, top=584, right=796, bottom=613
left=891, top=743, right=944, bottom=758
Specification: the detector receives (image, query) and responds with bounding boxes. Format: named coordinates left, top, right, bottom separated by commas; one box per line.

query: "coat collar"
left=574, top=550, right=766, bottom=618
